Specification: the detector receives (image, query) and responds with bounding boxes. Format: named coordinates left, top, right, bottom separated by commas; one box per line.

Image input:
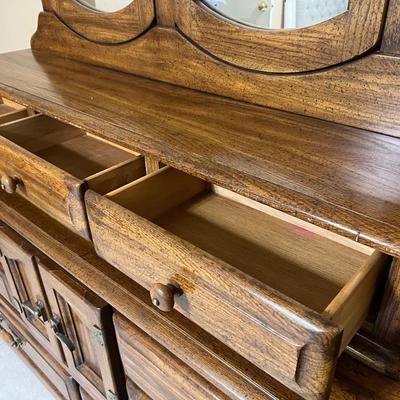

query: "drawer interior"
left=107, top=167, right=389, bottom=350
left=0, top=98, right=28, bottom=124
left=0, top=114, right=146, bottom=194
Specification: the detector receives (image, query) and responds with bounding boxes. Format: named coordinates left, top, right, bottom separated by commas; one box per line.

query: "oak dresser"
left=0, top=1, right=400, bottom=399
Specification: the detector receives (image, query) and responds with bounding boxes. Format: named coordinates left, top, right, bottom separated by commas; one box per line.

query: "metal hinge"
left=106, top=390, right=119, bottom=400
left=92, top=325, right=105, bottom=346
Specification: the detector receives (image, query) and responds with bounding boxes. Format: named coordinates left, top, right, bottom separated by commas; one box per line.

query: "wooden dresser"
left=0, top=1, right=400, bottom=399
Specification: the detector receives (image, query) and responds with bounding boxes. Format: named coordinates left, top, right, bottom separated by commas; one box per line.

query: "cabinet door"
left=175, top=0, right=388, bottom=73
left=0, top=224, right=61, bottom=357
left=39, top=264, right=127, bottom=400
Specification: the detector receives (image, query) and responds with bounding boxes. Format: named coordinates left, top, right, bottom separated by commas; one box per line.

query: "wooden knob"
left=150, top=283, right=180, bottom=312
left=1, top=175, right=20, bottom=194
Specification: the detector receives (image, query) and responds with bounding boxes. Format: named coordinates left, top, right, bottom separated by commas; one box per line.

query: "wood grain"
left=45, top=0, right=155, bottom=44
left=176, top=0, right=387, bottom=73
left=87, top=188, right=346, bottom=400
left=1, top=50, right=400, bottom=256
left=375, top=259, right=400, bottom=343
left=382, top=0, right=400, bottom=54
left=1, top=192, right=400, bottom=399
left=115, top=313, right=231, bottom=400
left=30, top=13, right=400, bottom=137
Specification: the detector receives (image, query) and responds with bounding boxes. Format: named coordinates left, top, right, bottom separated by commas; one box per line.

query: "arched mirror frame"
left=175, top=0, right=388, bottom=73
left=42, top=0, right=155, bottom=44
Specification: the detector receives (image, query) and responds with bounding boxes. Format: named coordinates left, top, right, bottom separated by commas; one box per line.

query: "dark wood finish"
left=375, top=259, right=400, bottom=343
left=0, top=225, right=62, bottom=358
left=39, top=264, right=128, bottom=400
left=176, top=0, right=387, bottom=73
left=1, top=192, right=400, bottom=400
left=0, top=296, right=81, bottom=400
left=382, top=0, right=400, bottom=53
left=30, top=13, right=400, bottom=137
left=114, top=313, right=231, bottom=400
left=126, top=379, right=152, bottom=400
left=1, top=51, right=400, bottom=258
left=0, top=114, right=146, bottom=239
left=346, top=332, right=400, bottom=380
left=149, top=283, right=180, bottom=312
left=44, top=0, right=155, bottom=44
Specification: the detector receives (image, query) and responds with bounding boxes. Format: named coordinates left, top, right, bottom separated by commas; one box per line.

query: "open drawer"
left=0, top=114, right=146, bottom=238
left=0, top=97, right=28, bottom=124
left=86, top=167, right=391, bottom=400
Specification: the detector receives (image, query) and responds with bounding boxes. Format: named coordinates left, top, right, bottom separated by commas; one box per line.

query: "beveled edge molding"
left=175, top=0, right=387, bottom=73
left=31, top=12, right=400, bottom=137
left=43, top=0, right=155, bottom=44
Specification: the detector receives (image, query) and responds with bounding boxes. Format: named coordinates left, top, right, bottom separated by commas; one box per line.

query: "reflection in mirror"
left=202, top=0, right=349, bottom=29
left=77, top=0, right=133, bottom=13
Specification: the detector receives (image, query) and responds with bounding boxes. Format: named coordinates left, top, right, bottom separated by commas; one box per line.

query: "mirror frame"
left=42, top=0, right=155, bottom=44
left=175, top=0, right=388, bottom=73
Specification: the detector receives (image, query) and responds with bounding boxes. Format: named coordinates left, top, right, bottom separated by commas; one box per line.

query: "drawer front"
left=87, top=190, right=342, bottom=400
left=0, top=136, right=88, bottom=238
left=39, top=265, right=128, bottom=400
left=0, top=224, right=62, bottom=358
left=126, top=379, right=152, bottom=400
left=114, top=313, right=230, bottom=400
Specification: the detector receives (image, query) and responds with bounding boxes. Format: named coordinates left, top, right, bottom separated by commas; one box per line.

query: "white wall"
left=0, top=0, right=43, bottom=54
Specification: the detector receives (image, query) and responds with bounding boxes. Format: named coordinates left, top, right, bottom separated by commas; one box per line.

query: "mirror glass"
left=77, top=0, right=133, bottom=12
left=201, top=0, right=349, bottom=29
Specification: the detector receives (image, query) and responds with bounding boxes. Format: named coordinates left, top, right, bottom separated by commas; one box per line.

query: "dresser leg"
left=346, top=258, right=400, bottom=380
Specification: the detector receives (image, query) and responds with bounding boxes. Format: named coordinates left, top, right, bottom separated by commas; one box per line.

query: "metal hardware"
left=258, top=1, right=269, bottom=11
left=106, top=390, right=119, bottom=400
left=50, top=314, right=75, bottom=351
left=92, top=326, right=105, bottom=346
left=21, top=300, right=47, bottom=322
left=0, top=317, right=24, bottom=348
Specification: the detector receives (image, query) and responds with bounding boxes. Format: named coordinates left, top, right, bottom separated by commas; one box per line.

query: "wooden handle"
left=0, top=175, right=20, bottom=194
left=150, top=283, right=180, bottom=312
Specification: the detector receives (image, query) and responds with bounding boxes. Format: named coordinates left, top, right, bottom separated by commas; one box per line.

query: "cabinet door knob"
left=150, top=283, right=180, bottom=312
left=0, top=175, right=20, bottom=194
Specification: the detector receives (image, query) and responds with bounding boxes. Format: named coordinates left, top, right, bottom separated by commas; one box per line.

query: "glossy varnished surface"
left=0, top=50, right=399, bottom=256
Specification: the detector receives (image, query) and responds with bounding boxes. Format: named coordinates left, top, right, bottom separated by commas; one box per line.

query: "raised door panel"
left=39, top=264, right=127, bottom=400
left=0, top=224, right=61, bottom=357
left=175, top=0, right=388, bottom=73
left=0, top=296, right=81, bottom=400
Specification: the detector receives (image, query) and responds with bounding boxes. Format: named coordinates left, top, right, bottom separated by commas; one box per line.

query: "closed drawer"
left=114, top=313, right=231, bottom=400
left=0, top=97, right=28, bottom=124
left=0, top=114, right=146, bottom=238
left=87, top=167, right=391, bottom=400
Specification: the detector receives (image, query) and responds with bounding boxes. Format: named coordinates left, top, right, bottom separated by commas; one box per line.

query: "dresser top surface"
left=0, top=49, right=399, bottom=256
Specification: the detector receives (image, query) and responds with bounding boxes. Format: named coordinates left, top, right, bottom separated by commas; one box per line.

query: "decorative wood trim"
left=155, top=0, right=175, bottom=27
left=47, top=0, right=155, bottom=43
left=175, top=0, right=388, bottom=73
left=375, top=259, right=400, bottom=344
left=382, top=0, right=400, bottom=54
left=31, top=13, right=400, bottom=137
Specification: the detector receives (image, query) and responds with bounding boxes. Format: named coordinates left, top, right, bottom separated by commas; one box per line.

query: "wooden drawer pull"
left=0, top=175, right=20, bottom=194
left=150, top=283, right=181, bottom=312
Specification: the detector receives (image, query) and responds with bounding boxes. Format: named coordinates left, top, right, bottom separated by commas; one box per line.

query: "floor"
left=0, top=337, right=55, bottom=400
